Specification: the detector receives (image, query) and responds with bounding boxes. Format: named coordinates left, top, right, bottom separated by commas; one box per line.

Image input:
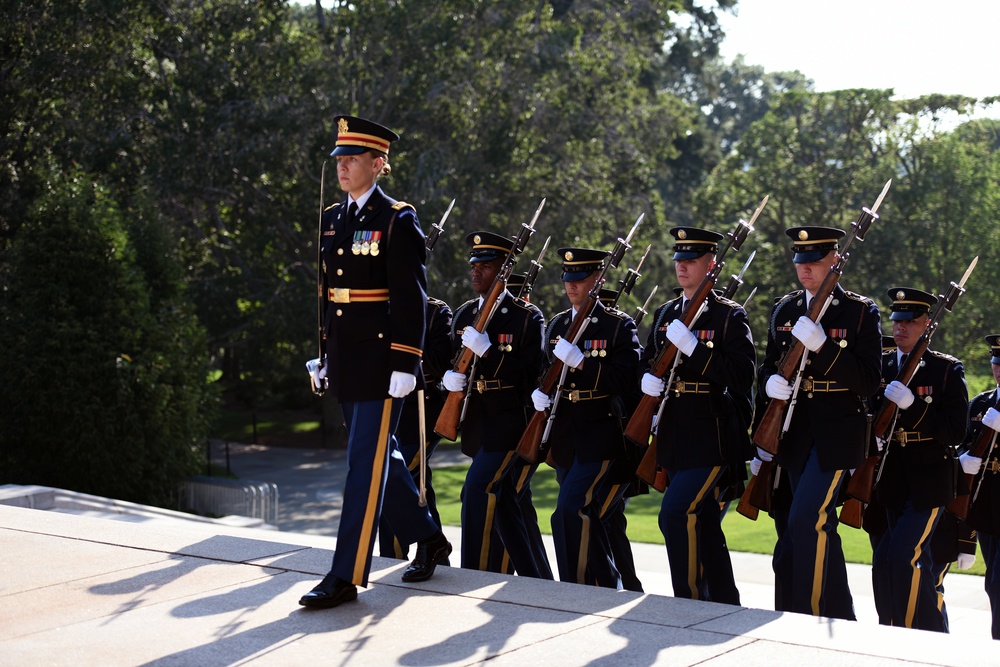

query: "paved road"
left=209, top=439, right=995, bottom=639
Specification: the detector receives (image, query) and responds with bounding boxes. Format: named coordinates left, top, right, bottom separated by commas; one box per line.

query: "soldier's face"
left=892, top=314, right=929, bottom=353
left=992, top=362, right=1000, bottom=386
left=336, top=151, right=382, bottom=197
left=469, top=259, right=501, bottom=296
left=564, top=273, right=600, bottom=308
left=794, top=251, right=838, bottom=294
left=674, top=254, right=716, bottom=296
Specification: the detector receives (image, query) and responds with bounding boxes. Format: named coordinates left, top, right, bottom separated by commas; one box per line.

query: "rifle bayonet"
left=425, top=198, right=455, bottom=252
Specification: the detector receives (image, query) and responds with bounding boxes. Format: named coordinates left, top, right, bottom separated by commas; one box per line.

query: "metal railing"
left=179, top=476, right=279, bottom=526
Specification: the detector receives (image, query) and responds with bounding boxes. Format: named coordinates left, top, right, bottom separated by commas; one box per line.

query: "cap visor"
left=330, top=145, right=367, bottom=156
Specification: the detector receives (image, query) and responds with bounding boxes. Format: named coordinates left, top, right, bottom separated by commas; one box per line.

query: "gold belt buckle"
left=802, top=378, right=813, bottom=392
left=332, top=288, right=350, bottom=303
left=895, top=428, right=907, bottom=444
left=987, top=459, right=1000, bottom=473
left=475, top=380, right=486, bottom=394
left=568, top=390, right=580, bottom=403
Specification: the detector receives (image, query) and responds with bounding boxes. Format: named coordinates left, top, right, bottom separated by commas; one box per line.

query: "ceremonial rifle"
left=624, top=198, right=763, bottom=453
left=312, top=161, right=330, bottom=395
left=516, top=236, right=551, bottom=300
left=846, top=257, right=977, bottom=505
left=635, top=243, right=759, bottom=491
left=753, top=181, right=890, bottom=456
left=515, top=213, right=644, bottom=463
left=425, top=198, right=456, bottom=252
left=948, top=392, right=1000, bottom=520
left=433, top=199, right=545, bottom=440
left=632, top=285, right=659, bottom=328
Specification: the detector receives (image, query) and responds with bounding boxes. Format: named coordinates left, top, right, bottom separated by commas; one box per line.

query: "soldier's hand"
left=462, top=327, right=491, bottom=357
left=442, top=370, right=467, bottom=393
left=885, top=380, right=915, bottom=410
left=641, top=372, right=665, bottom=397
left=306, top=358, right=326, bottom=391
left=756, top=447, right=773, bottom=462
left=791, top=315, right=826, bottom=352
left=956, top=553, right=976, bottom=570
left=666, top=319, right=698, bottom=357
left=750, top=457, right=762, bottom=476
left=765, top=375, right=793, bottom=400
left=983, top=407, right=1000, bottom=432
left=960, top=452, right=983, bottom=475
left=388, top=371, right=417, bottom=398
left=554, top=338, right=585, bottom=369
left=531, top=388, right=552, bottom=412
left=875, top=437, right=887, bottom=452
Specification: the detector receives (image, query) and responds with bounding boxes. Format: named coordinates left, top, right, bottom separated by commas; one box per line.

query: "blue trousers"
left=378, top=434, right=442, bottom=559
left=462, top=449, right=550, bottom=578
left=979, top=532, right=1000, bottom=639
left=774, top=448, right=853, bottom=618
left=660, top=466, right=739, bottom=605
left=486, top=456, right=552, bottom=579
left=602, top=488, right=643, bottom=592
left=552, top=457, right=622, bottom=589
left=872, top=501, right=944, bottom=631
left=330, top=399, right=438, bottom=587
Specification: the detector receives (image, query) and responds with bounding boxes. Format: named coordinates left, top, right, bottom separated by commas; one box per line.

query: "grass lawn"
left=431, top=462, right=988, bottom=576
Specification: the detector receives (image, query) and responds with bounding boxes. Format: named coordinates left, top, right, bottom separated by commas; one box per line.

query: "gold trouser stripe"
left=684, top=467, right=723, bottom=601
left=353, top=399, right=393, bottom=584
left=810, top=469, right=844, bottom=616
left=407, top=447, right=422, bottom=473
left=478, top=451, right=517, bottom=571
left=599, top=484, right=622, bottom=519
left=514, top=462, right=532, bottom=493
left=393, top=536, right=405, bottom=560
left=905, top=507, right=940, bottom=628
left=577, top=461, right=611, bottom=584
left=935, top=562, right=950, bottom=613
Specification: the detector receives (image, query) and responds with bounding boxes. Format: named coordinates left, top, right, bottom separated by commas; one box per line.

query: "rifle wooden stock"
left=635, top=437, right=667, bottom=492
left=845, top=452, right=881, bottom=504
left=516, top=408, right=549, bottom=463
left=735, top=475, right=760, bottom=520
left=947, top=396, right=1000, bottom=519
left=839, top=497, right=864, bottom=529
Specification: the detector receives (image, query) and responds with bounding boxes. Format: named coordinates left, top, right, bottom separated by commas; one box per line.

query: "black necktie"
left=347, top=202, right=358, bottom=228
left=897, top=353, right=908, bottom=379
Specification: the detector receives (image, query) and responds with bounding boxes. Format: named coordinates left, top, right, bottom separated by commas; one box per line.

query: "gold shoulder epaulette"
left=392, top=201, right=414, bottom=211
left=323, top=203, right=338, bottom=212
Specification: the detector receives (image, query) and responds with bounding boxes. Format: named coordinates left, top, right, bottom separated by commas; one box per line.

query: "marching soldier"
left=531, top=247, right=643, bottom=589
left=639, top=227, right=755, bottom=605
left=441, top=232, right=552, bottom=579
left=870, top=287, right=968, bottom=632
left=378, top=295, right=453, bottom=559
left=757, top=226, right=882, bottom=619
left=299, top=115, right=451, bottom=609
left=958, top=334, right=1000, bottom=638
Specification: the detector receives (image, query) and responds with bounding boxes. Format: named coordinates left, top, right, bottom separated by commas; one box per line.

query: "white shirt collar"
left=348, top=183, right=378, bottom=210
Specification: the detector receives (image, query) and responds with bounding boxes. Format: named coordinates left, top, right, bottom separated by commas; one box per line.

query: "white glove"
left=983, top=407, right=1000, bottom=432
left=388, top=371, right=417, bottom=398
left=442, top=370, right=467, bottom=392
left=756, top=447, right=774, bottom=462
left=641, top=372, right=666, bottom=397
left=531, top=388, right=552, bottom=412
left=765, top=374, right=793, bottom=400
left=875, top=437, right=886, bottom=453
left=462, top=327, right=491, bottom=357
left=554, top=338, right=585, bottom=369
left=885, top=380, right=915, bottom=410
left=306, top=358, right=327, bottom=390
left=960, top=452, right=983, bottom=475
left=750, top=458, right=762, bottom=476
left=791, top=316, right=827, bottom=352
left=956, top=553, right=976, bottom=570
left=666, top=319, right=698, bottom=357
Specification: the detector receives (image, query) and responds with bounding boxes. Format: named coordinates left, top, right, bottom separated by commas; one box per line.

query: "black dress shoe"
left=298, top=572, right=358, bottom=608
left=401, top=531, right=452, bottom=582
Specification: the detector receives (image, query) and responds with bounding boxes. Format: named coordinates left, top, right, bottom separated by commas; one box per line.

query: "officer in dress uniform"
left=870, top=287, right=968, bottom=632
left=958, top=334, right=1000, bottom=638
left=639, top=227, right=755, bottom=605
left=863, top=337, right=976, bottom=633
left=441, top=233, right=552, bottom=579
left=530, top=248, right=642, bottom=589
left=597, top=287, right=644, bottom=593
left=757, top=226, right=882, bottom=619
left=378, top=294, right=453, bottom=559
left=299, top=116, right=451, bottom=609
